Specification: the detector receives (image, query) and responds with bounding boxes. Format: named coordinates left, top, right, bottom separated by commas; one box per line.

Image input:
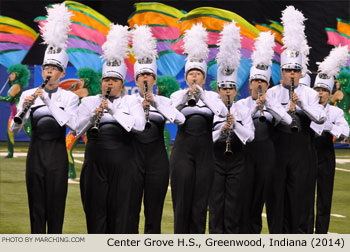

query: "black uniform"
left=170, top=88, right=227, bottom=233
left=132, top=94, right=184, bottom=233
left=78, top=94, right=145, bottom=233
left=265, top=84, right=326, bottom=233
left=311, top=104, right=349, bottom=233
left=238, top=96, right=292, bottom=233
left=209, top=101, right=254, bottom=234
left=11, top=87, right=79, bottom=233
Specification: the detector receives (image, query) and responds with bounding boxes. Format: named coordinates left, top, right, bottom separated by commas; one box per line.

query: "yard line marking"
left=0, top=152, right=85, bottom=158
left=68, top=178, right=79, bottom=184
left=336, top=168, right=350, bottom=172
left=72, top=153, right=84, bottom=158
left=74, top=159, right=83, bottom=164
left=0, top=152, right=27, bottom=157
left=336, top=159, right=350, bottom=164
left=331, top=214, right=346, bottom=218
left=262, top=213, right=267, bottom=217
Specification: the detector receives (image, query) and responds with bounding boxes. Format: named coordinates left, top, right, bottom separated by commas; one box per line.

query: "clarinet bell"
left=188, top=99, right=196, bottom=107
left=224, top=149, right=233, bottom=156
left=145, top=121, right=152, bottom=129
left=90, top=126, right=99, bottom=134
left=13, top=115, right=23, bottom=124
left=291, top=125, right=298, bottom=132
left=258, top=115, right=266, bottom=122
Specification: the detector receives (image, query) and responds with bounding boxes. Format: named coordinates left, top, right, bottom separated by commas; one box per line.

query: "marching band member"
left=77, top=24, right=145, bottom=233
left=265, top=6, right=326, bottom=233
left=66, top=67, right=101, bottom=179
left=237, top=31, right=292, bottom=233
left=310, top=46, right=350, bottom=233
left=10, top=4, right=78, bottom=233
left=170, top=23, right=227, bottom=234
left=0, top=64, right=31, bottom=158
left=208, top=22, right=254, bottom=234
left=130, top=25, right=185, bottom=234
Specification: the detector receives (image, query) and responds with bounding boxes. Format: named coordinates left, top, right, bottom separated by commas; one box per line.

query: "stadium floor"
left=0, top=142, right=349, bottom=234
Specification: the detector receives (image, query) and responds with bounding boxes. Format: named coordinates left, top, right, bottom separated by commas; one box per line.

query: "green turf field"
left=0, top=142, right=349, bottom=234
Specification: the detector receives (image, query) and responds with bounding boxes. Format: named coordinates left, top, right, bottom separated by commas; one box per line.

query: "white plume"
left=300, top=38, right=311, bottom=76
left=251, top=31, right=275, bottom=67
left=317, top=45, right=350, bottom=77
left=40, top=3, right=72, bottom=49
left=132, top=25, right=157, bottom=61
left=216, top=21, right=241, bottom=71
left=281, top=6, right=306, bottom=51
left=102, top=24, right=130, bottom=62
left=183, top=23, right=209, bottom=61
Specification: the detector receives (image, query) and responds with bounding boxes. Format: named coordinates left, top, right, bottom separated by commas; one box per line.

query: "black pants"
left=315, top=145, right=335, bottom=233
left=26, top=137, right=68, bottom=234
left=266, top=131, right=312, bottom=233
left=170, top=131, right=214, bottom=233
left=80, top=142, right=139, bottom=234
left=300, top=139, right=317, bottom=234
left=133, top=140, right=169, bottom=234
left=209, top=141, right=245, bottom=234
left=244, top=139, right=275, bottom=234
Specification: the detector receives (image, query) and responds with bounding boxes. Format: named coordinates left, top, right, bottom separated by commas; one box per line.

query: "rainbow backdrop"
left=34, top=1, right=109, bottom=73
left=326, top=18, right=350, bottom=69
left=0, top=15, right=38, bottom=68
left=128, top=3, right=284, bottom=92
left=128, top=2, right=187, bottom=79
left=176, top=7, right=261, bottom=90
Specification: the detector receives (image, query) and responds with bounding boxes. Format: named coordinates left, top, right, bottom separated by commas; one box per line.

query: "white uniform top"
left=212, top=101, right=255, bottom=144
left=237, top=96, right=292, bottom=126
left=310, top=104, right=349, bottom=138
left=170, top=87, right=227, bottom=118
left=76, top=94, right=145, bottom=136
left=131, top=93, right=185, bottom=125
left=266, top=83, right=326, bottom=124
left=11, top=87, right=79, bottom=133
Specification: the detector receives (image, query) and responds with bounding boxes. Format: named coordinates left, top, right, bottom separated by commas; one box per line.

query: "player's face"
left=101, top=77, right=124, bottom=97
left=41, top=64, right=65, bottom=89
left=281, top=69, right=302, bottom=87
left=186, top=70, right=205, bottom=86
left=136, top=73, right=156, bottom=95
left=250, top=79, right=268, bottom=99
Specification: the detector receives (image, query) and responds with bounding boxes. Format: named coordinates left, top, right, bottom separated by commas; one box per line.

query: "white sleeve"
left=298, top=90, right=326, bottom=124
left=10, top=91, right=30, bottom=133
left=75, top=97, right=96, bottom=137
left=199, top=90, right=227, bottom=117
left=212, top=119, right=226, bottom=143
left=154, top=96, right=185, bottom=125
left=170, top=90, right=189, bottom=111
left=109, top=97, right=145, bottom=133
left=233, top=105, right=255, bottom=144
left=41, top=91, right=79, bottom=131
left=330, top=109, right=350, bottom=138
left=265, top=92, right=292, bottom=125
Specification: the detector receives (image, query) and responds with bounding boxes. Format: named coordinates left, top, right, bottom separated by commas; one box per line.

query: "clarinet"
left=257, top=85, right=266, bottom=122
left=188, top=81, right=197, bottom=106
left=224, top=95, right=233, bottom=156
left=90, top=87, right=111, bottom=134
left=14, top=76, right=51, bottom=124
left=290, top=77, right=298, bottom=132
left=144, top=81, right=151, bottom=129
